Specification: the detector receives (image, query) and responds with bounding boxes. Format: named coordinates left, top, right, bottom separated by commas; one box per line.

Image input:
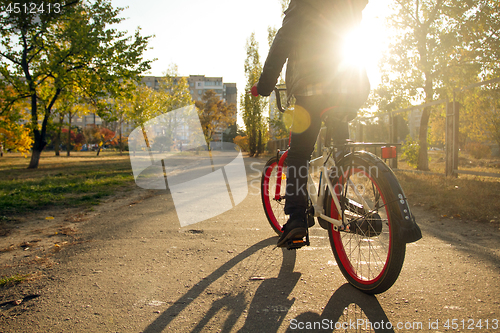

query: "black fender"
left=335, top=151, right=422, bottom=243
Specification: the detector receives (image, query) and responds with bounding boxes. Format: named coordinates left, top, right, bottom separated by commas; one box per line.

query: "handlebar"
left=273, top=87, right=286, bottom=113
left=251, top=86, right=286, bottom=113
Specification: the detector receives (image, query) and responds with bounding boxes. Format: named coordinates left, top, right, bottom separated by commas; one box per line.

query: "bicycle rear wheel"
left=261, top=156, right=287, bottom=235
left=326, top=153, right=406, bottom=294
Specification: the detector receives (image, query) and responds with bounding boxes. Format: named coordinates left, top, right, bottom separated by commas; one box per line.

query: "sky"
left=113, top=0, right=394, bottom=110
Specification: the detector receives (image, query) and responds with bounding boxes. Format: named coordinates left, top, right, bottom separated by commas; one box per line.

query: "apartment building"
left=138, top=75, right=238, bottom=149
left=187, top=75, right=237, bottom=105
left=141, top=75, right=237, bottom=106
left=186, top=75, right=238, bottom=146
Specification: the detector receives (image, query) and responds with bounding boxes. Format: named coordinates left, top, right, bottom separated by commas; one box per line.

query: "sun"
left=338, top=2, right=393, bottom=87
left=341, top=26, right=370, bottom=68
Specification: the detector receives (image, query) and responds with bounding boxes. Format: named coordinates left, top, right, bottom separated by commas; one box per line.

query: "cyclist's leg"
left=283, top=95, right=330, bottom=215
left=277, top=97, right=321, bottom=247
left=277, top=95, right=326, bottom=247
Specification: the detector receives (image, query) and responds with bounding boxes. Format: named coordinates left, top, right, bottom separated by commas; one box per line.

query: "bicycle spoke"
left=328, top=156, right=407, bottom=294
left=334, top=167, right=393, bottom=281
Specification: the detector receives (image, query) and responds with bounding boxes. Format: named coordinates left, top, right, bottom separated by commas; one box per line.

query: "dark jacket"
left=257, top=0, right=370, bottom=108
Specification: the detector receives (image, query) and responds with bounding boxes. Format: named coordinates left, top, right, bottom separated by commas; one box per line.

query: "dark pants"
left=283, top=95, right=349, bottom=216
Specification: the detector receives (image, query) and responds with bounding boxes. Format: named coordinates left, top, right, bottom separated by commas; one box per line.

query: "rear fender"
left=336, top=151, right=422, bottom=243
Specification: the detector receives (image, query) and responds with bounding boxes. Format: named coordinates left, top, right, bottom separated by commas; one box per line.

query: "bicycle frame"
left=262, top=87, right=422, bottom=293
left=274, top=146, right=345, bottom=230
left=270, top=86, right=399, bottom=233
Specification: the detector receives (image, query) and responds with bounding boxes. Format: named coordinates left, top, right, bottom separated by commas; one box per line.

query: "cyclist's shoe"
left=277, top=212, right=308, bottom=248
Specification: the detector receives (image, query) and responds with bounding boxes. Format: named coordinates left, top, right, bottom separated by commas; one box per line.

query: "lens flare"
left=284, top=105, right=311, bottom=134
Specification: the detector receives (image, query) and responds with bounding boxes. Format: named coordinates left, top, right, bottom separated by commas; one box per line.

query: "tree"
left=0, top=119, right=33, bottom=156
left=461, top=0, right=500, bottom=78
left=195, top=90, right=236, bottom=144
left=222, top=122, right=239, bottom=144
left=83, top=125, right=101, bottom=147
left=120, top=70, right=192, bottom=153
left=82, top=124, right=116, bottom=156
left=0, top=87, right=32, bottom=156
left=470, top=88, right=500, bottom=148
left=158, top=66, right=193, bottom=113
left=61, top=127, right=84, bottom=151
left=0, top=0, right=153, bottom=168
left=280, top=0, right=290, bottom=14
left=52, top=89, right=91, bottom=156
left=373, top=0, right=497, bottom=170
left=122, top=85, right=161, bottom=151
left=242, top=33, right=267, bottom=157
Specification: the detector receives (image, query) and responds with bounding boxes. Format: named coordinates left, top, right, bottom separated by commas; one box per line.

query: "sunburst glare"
left=340, top=1, right=393, bottom=87
left=341, top=26, right=369, bottom=68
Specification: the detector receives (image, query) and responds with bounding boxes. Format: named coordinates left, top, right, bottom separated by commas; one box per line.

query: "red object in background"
left=381, top=146, right=397, bottom=159
left=250, top=85, right=259, bottom=97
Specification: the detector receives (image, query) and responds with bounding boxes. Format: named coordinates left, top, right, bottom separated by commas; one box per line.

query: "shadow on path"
left=285, top=284, right=393, bottom=333
left=237, top=245, right=299, bottom=332
left=142, top=237, right=299, bottom=333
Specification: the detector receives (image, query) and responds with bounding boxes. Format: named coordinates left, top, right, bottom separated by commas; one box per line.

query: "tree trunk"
left=28, top=90, right=42, bottom=168
left=417, top=106, right=431, bottom=171
left=119, top=117, right=123, bottom=156
left=28, top=112, right=48, bottom=169
left=54, top=140, right=60, bottom=156
left=28, top=128, right=46, bottom=169
left=54, top=114, right=63, bottom=156
left=67, top=111, right=72, bottom=157
left=256, top=129, right=262, bottom=157
left=28, top=149, right=42, bottom=169
left=415, top=19, right=433, bottom=171
left=26, top=73, right=60, bottom=168
left=141, top=125, right=154, bottom=163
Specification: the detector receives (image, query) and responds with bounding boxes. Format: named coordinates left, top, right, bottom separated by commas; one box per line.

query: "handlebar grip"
left=250, top=85, right=259, bottom=97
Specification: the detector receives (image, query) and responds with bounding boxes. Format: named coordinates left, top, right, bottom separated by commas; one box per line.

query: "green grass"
left=397, top=150, right=500, bottom=175
left=394, top=150, right=500, bottom=222
left=1, top=150, right=499, bottom=224
left=0, top=274, right=30, bottom=287
left=0, top=151, right=135, bottom=215
left=397, top=171, right=500, bottom=222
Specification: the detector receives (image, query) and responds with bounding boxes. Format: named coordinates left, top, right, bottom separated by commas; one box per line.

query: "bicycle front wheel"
left=261, top=156, right=287, bottom=235
left=326, top=152, right=406, bottom=294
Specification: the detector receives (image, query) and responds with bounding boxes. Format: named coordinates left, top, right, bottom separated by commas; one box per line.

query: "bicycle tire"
left=326, top=152, right=406, bottom=294
left=261, top=156, right=287, bottom=235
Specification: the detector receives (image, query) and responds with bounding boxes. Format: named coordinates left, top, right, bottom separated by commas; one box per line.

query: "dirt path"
left=1, top=156, right=499, bottom=332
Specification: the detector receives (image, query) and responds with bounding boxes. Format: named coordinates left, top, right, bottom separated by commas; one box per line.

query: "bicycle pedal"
left=285, top=235, right=310, bottom=250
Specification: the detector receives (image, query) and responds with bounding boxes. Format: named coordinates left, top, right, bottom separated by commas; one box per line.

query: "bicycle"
left=261, top=88, right=422, bottom=294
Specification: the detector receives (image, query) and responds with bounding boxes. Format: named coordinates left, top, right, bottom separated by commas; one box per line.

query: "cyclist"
left=252, top=0, right=371, bottom=247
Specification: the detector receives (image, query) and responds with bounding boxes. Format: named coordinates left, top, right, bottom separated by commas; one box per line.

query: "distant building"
left=185, top=75, right=238, bottom=147
left=141, top=75, right=237, bottom=106
left=138, top=75, right=238, bottom=149
left=66, top=75, right=237, bottom=148
left=187, top=75, right=237, bottom=105
left=73, top=114, right=103, bottom=127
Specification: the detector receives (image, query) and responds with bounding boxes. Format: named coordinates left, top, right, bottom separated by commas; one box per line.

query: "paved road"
left=1, top=156, right=499, bottom=332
